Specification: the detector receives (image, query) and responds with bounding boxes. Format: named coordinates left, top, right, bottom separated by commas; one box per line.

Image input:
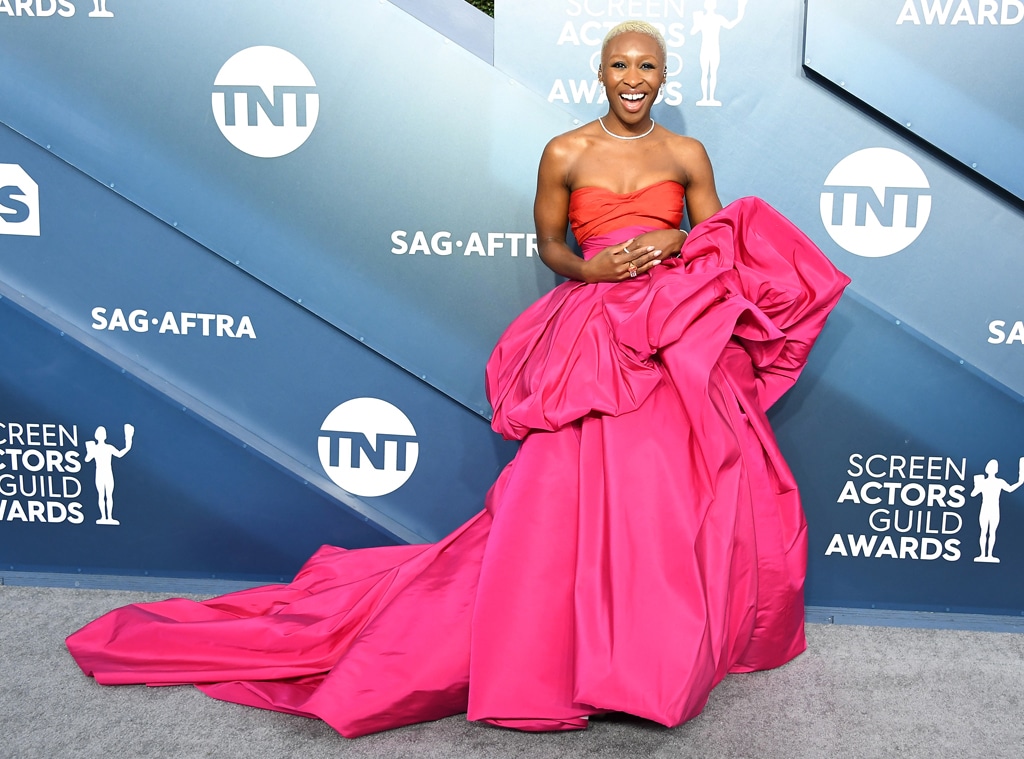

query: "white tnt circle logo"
left=0, top=164, right=40, bottom=237
left=318, top=398, right=419, bottom=498
left=819, top=148, right=931, bottom=258
left=211, top=46, right=319, bottom=158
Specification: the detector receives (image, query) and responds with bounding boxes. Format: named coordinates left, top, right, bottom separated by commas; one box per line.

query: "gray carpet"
left=2, top=585, right=1022, bottom=759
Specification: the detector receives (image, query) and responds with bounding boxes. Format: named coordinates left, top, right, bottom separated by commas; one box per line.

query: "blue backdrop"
left=0, top=0, right=1021, bottom=618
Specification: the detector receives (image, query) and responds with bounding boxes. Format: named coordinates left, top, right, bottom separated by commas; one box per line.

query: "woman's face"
left=600, top=32, right=665, bottom=119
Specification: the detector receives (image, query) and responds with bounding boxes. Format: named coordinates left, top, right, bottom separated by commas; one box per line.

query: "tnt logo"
left=211, top=46, right=319, bottom=158
left=0, top=164, right=40, bottom=237
left=819, top=148, right=931, bottom=258
left=318, top=398, right=419, bottom=498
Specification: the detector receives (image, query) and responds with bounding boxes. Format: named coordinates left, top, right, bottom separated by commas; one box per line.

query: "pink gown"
left=66, top=183, right=850, bottom=737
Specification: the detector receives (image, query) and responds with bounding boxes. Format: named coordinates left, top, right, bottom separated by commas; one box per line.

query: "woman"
left=535, top=21, right=723, bottom=283
left=67, top=21, right=849, bottom=737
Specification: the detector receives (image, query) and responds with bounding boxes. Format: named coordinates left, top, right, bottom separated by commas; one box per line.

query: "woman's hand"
left=581, top=239, right=664, bottom=283
left=629, top=229, right=689, bottom=260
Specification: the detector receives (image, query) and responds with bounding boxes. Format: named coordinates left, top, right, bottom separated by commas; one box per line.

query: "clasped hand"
left=581, top=229, right=688, bottom=284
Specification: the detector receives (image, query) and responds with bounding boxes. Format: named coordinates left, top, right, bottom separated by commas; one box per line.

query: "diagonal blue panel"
left=0, top=0, right=573, bottom=417
left=390, top=0, right=494, bottom=63
left=0, top=119, right=517, bottom=546
left=772, top=293, right=1024, bottom=616
left=0, top=293, right=403, bottom=581
left=804, top=0, right=1024, bottom=201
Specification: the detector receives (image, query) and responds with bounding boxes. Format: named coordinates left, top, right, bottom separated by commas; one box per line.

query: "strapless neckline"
left=568, top=179, right=685, bottom=245
left=571, top=179, right=683, bottom=198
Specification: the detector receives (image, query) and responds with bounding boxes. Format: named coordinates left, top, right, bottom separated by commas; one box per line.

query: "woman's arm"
left=534, top=138, right=585, bottom=280
left=679, top=138, right=723, bottom=228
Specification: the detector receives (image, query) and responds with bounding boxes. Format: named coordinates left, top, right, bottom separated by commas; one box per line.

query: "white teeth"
left=622, top=93, right=644, bottom=101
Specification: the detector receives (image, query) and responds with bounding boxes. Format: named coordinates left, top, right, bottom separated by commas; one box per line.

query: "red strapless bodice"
left=568, top=179, right=685, bottom=245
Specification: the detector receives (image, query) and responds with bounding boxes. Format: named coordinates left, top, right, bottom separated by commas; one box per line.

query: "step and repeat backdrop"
left=0, top=0, right=1021, bottom=617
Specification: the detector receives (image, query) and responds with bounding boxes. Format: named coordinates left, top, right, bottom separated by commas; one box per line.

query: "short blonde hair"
left=601, top=21, right=667, bottom=62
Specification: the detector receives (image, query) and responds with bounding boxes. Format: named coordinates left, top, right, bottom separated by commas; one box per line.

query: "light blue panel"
left=0, top=0, right=573, bottom=417
left=804, top=0, right=1024, bottom=201
left=390, top=0, right=494, bottom=63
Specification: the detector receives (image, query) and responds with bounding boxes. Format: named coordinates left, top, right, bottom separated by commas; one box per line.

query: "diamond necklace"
left=598, top=116, right=656, bottom=140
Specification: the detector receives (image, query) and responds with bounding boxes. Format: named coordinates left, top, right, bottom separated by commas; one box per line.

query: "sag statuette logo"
left=84, top=424, right=133, bottom=524
left=819, top=148, right=932, bottom=258
left=0, top=164, right=40, bottom=237
left=972, top=457, right=1024, bottom=563
left=211, top=46, right=319, bottom=158
left=318, top=399, right=419, bottom=498
left=692, top=0, right=747, bottom=107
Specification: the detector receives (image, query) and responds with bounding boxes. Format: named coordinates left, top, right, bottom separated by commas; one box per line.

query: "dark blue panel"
left=772, top=295, right=1024, bottom=616
left=0, top=295, right=402, bottom=582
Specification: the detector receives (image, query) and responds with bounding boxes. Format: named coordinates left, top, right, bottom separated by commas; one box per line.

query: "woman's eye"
left=611, top=61, right=626, bottom=68
left=641, top=63, right=655, bottom=69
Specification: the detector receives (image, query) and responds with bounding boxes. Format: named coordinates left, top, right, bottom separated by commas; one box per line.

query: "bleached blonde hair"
left=601, top=21, right=667, bottom=62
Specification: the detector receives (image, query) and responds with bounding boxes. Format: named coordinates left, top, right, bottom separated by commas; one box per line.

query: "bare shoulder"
left=660, top=131, right=713, bottom=168
left=646, top=130, right=713, bottom=193
left=542, top=123, right=598, bottom=162
left=657, top=131, right=721, bottom=222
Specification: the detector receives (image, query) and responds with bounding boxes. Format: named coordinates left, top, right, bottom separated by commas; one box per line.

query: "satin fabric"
left=66, top=185, right=850, bottom=737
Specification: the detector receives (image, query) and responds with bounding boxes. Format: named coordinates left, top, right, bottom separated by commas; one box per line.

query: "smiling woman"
left=532, top=22, right=723, bottom=283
